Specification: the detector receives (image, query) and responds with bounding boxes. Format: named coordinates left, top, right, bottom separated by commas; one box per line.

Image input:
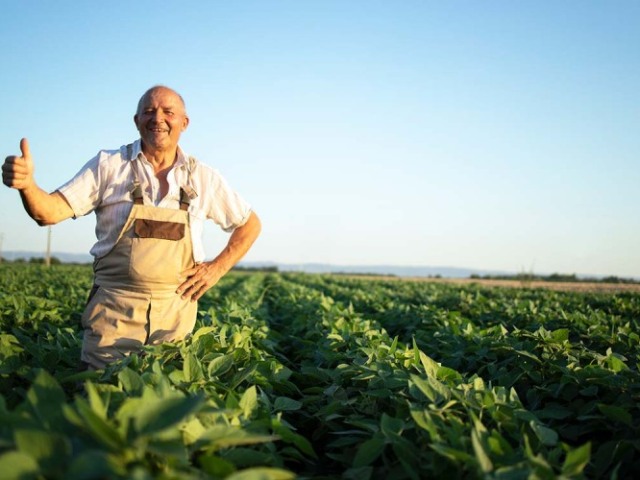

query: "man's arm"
left=2, top=138, right=74, bottom=226
left=177, top=211, right=262, bottom=302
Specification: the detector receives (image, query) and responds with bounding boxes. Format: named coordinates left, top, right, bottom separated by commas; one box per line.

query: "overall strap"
left=178, top=155, right=198, bottom=211
left=126, top=143, right=144, bottom=205
left=131, top=183, right=144, bottom=205
left=179, top=188, right=190, bottom=211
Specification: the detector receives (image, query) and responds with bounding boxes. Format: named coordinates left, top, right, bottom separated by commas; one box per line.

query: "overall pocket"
left=129, top=219, right=187, bottom=285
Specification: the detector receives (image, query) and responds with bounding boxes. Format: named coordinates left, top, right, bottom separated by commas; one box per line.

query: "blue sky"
left=1, top=1, right=638, bottom=277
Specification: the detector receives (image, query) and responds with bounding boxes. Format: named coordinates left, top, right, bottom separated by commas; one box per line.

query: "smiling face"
left=134, top=87, right=189, bottom=156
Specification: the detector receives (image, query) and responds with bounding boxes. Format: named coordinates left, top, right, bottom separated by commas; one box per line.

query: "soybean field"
left=0, top=263, right=639, bottom=479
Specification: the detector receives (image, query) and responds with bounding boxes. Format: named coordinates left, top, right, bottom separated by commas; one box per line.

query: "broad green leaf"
left=515, top=349, right=541, bottom=363
left=605, top=353, right=629, bottom=372
left=199, top=454, right=236, bottom=477
left=418, top=349, right=440, bottom=378
left=409, top=374, right=440, bottom=403
left=273, top=396, right=302, bottom=412
left=437, top=365, right=462, bottom=382
left=388, top=336, right=399, bottom=356
left=134, top=394, right=204, bottom=436
left=562, top=442, right=591, bottom=476
left=117, top=368, right=144, bottom=396
left=0, top=451, right=39, bottom=480
left=85, top=382, right=108, bottom=420
left=597, top=404, right=632, bottom=426
left=191, top=326, right=218, bottom=342
left=392, top=439, right=420, bottom=480
left=579, top=385, right=598, bottom=397
left=473, top=376, right=486, bottom=392
left=145, top=437, right=189, bottom=462
left=66, top=450, right=126, bottom=480
left=410, top=410, right=440, bottom=441
left=352, top=436, right=385, bottom=467
left=342, top=466, right=374, bottom=480
left=25, top=369, right=66, bottom=429
left=208, top=354, right=235, bottom=377
left=0, top=334, right=23, bottom=357
left=430, top=443, right=475, bottom=464
left=14, top=429, right=71, bottom=471
left=198, top=425, right=277, bottom=452
left=64, top=400, right=125, bottom=451
left=471, top=420, right=493, bottom=473
left=550, top=328, right=569, bottom=342
left=184, top=352, right=205, bottom=382
left=239, top=386, right=258, bottom=418
left=182, top=417, right=207, bottom=445
left=536, top=404, right=573, bottom=420
left=226, top=467, right=296, bottom=480
left=231, top=363, right=259, bottom=389
left=380, top=413, right=404, bottom=438
left=222, top=448, right=275, bottom=468
left=529, top=421, right=558, bottom=447
left=272, top=421, right=317, bottom=458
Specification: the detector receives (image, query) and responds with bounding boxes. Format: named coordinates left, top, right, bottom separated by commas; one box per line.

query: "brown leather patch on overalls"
left=134, top=219, right=185, bottom=240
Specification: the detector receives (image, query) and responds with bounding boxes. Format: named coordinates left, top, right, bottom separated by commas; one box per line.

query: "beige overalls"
left=81, top=153, right=198, bottom=369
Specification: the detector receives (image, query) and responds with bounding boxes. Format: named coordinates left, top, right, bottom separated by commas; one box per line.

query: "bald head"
left=134, top=85, right=190, bottom=156
left=136, top=85, right=187, bottom=116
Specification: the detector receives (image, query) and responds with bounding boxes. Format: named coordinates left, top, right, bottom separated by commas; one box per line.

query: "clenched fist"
left=2, top=138, right=34, bottom=190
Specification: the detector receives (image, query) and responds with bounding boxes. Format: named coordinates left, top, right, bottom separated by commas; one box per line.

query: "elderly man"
left=2, top=85, right=261, bottom=369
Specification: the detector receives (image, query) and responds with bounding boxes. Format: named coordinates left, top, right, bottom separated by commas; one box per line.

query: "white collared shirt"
left=57, top=139, right=251, bottom=262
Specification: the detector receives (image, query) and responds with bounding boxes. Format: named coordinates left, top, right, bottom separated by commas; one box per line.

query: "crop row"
left=0, top=264, right=639, bottom=478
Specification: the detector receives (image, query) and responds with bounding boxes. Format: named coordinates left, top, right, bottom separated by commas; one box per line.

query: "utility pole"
left=45, top=226, right=52, bottom=267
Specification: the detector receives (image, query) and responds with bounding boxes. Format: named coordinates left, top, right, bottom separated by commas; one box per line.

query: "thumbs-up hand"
left=2, top=138, right=35, bottom=191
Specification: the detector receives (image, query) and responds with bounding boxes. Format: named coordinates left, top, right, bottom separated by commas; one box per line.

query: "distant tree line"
left=469, top=272, right=639, bottom=285
left=232, top=265, right=279, bottom=273
left=0, top=256, right=62, bottom=265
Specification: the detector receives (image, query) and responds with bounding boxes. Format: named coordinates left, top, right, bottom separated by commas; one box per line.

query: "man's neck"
left=141, top=145, right=179, bottom=174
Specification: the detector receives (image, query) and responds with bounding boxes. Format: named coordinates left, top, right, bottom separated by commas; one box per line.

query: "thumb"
left=20, top=137, right=31, bottom=161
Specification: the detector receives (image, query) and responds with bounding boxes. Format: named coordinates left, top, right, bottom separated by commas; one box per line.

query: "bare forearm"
left=19, top=187, right=73, bottom=226
left=210, top=211, right=262, bottom=273
left=177, top=211, right=262, bottom=301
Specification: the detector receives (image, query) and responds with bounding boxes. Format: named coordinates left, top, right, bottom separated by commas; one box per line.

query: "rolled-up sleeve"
left=203, top=166, right=252, bottom=232
left=57, top=154, right=102, bottom=218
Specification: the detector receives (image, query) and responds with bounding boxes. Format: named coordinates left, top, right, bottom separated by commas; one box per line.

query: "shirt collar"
left=131, top=139, right=189, bottom=168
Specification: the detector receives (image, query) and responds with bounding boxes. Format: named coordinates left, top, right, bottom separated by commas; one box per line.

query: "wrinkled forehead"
left=137, top=87, right=186, bottom=113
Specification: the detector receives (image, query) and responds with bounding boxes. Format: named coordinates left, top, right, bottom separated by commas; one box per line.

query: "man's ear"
left=182, top=115, right=190, bottom=131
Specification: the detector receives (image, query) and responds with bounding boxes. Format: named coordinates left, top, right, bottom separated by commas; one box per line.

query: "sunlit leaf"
left=562, top=442, right=591, bottom=476
left=0, top=451, right=39, bottom=480
left=226, top=467, right=296, bottom=480
left=208, top=354, right=235, bottom=377
left=117, top=368, right=144, bottom=396
left=239, top=386, right=258, bottom=418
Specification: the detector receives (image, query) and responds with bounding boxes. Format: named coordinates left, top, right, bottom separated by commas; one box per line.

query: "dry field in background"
left=414, top=277, right=640, bottom=293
